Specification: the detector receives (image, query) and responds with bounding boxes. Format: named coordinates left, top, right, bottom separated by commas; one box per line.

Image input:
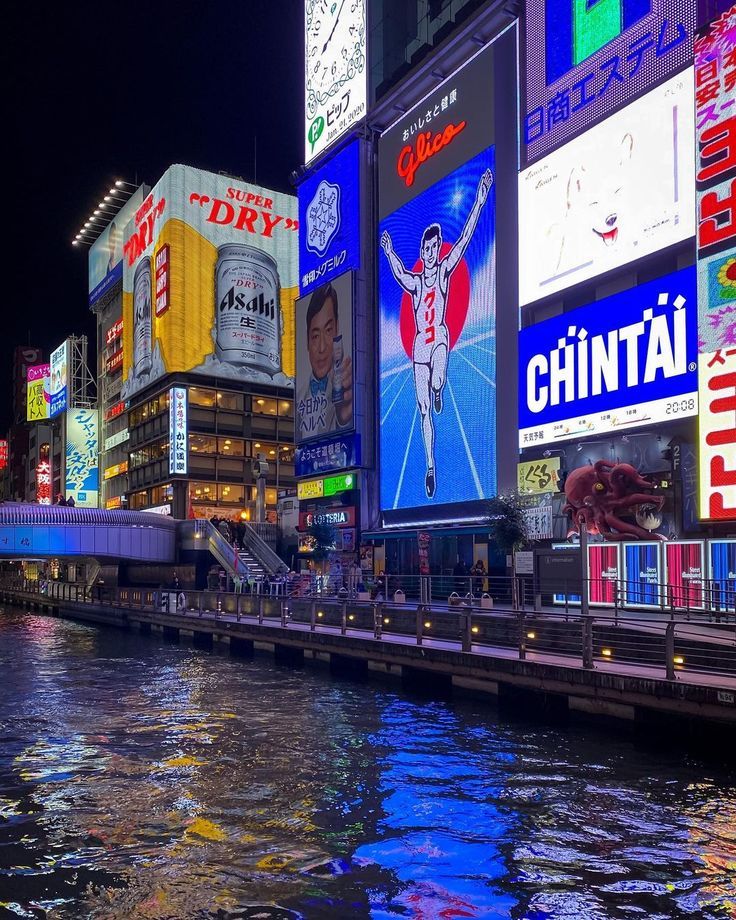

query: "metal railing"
left=4, top=577, right=736, bottom=684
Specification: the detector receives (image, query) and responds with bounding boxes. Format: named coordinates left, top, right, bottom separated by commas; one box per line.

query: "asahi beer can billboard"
left=121, top=164, right=298, bottom=400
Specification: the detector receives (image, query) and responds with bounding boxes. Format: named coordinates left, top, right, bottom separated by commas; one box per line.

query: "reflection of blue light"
left=354, top=700, right=518, bottom=915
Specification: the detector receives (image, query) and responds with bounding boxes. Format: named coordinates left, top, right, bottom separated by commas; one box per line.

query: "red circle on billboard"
left=398, top=243, right=471, bottom=359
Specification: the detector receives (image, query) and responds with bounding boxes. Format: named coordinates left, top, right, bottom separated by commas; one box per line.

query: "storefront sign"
left=104, top=428, right=129, bottom=451
left=169, top=387, right=188, bottom=475
left=103, top=460, right=128, bottom=480
left=517, top=458, right=561, bottom=494
left=295, top=432, right=361, bottom=477
left=299, top=506, right=356, bottom=529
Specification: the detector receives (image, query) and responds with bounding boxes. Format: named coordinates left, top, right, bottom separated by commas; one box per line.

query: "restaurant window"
left=218, top=483, right=245, bottom=503
left=190, top=481, right=216, bottom=501
left=190, top=434, right=217, bottom=454
left=253, top=396, right=278, bottom=415
left=252, top=440, right=278, bottom=459
left=217, top=390, right=243, bottom=411
left=128, top=490, right=148, bottom=509
left=279, top=444, right=295, bottom=463
left=218, top=437, right=245, bottom=456
left=279, top=399, right=293, bottom=418
left=189, top=387, right=216, bottom=408
left=266, top=488, right=278, bottom=505
left=151, top=483, right=174, bottom=505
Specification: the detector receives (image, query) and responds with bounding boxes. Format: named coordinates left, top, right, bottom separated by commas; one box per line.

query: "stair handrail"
left=242, top=522, right=288, bottom=575
left=187, top=519, right=252, bottom=578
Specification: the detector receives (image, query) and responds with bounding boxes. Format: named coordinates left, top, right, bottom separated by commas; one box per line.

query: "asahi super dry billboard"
left=121, top=165, right=298, bottom=400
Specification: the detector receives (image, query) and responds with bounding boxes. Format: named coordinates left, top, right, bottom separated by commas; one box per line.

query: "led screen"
left=88, top=187, right=146, bottom=305
left=49, top=342, right=69, bottom=418
left=519, top=267, right=698, bottom=446
left=121, top=165, right=298, bottom=401
left=664, top=540, right=704, bottom=609
left=295, top=270, right=354, bottom=444
left=623, top=542, right=661, bottom=606
left=379, top=146, right=496, bottom=511
left=305, top=0, right=366, bottom=164
left=523, top=0, right=695, bottom=163
left=65, top=408, right=99, bottom=508
left=26, top=364, right=50, bottom=422
left=695, top=4, right=736, bottom=522
left=299, top=138, right=361, bottom=294
left=519, top=69, right=695, bottom=306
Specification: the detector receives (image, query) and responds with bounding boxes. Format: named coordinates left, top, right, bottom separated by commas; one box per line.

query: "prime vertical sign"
left=695, top=4, right=736, bottom=521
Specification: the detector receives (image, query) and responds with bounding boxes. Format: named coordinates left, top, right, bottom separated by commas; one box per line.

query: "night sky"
left=4, top=1, right=302, bottom=431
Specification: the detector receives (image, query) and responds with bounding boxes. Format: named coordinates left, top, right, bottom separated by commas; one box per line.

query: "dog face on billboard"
left=551, top=132, right=634, bottom=273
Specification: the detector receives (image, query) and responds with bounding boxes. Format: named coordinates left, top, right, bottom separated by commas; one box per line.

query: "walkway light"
left=527, top=631, right=536, bottom=640
left=424, top=621, right=431, bottom=629
left=601, top=648, right=612, bottom=658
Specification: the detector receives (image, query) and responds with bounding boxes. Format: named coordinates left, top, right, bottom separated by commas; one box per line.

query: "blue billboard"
left=519, top=267, right=698, bottom=447
left=298, top=139, right=360, bottom=295
left=379, top=147, right=497, bottom=513
left=295, top=432, right=361, bottom=477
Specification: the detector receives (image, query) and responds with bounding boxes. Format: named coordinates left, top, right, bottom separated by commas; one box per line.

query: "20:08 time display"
left=665, top=397, right=696, bottom=416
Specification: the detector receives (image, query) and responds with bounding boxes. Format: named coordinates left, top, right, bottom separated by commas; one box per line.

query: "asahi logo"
left=219, top=287, right=275, bottom=320
left=526, top=292, right=692, bottom=413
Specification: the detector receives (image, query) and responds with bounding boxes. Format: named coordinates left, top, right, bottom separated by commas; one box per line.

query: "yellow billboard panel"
left=517, top=457, right=561, bottom=495
left=121, top=165, right=298, bottom=400
left=26, top=364, right=50, bottom=421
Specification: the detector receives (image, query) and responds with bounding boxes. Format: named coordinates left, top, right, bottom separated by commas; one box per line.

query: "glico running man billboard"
left=121, top=165, right=298, bottom=400
left=379, top=44, right=497, bottom=516
left=519, top=69, right=695, bottom=306
left=519, top=267, right=698, bottom=446
left=523, top=0, right=695, bottom=164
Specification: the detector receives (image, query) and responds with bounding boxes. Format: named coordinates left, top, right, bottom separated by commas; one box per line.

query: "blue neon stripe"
left=545, top=1, right=574, bottom=87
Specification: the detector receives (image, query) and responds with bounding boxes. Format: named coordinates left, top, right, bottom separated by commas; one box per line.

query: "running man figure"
left=381, top=168, right=493, bottom=498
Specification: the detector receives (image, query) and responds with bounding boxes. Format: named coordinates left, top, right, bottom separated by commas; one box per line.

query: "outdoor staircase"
left=237, top=547, right=266, bottom=578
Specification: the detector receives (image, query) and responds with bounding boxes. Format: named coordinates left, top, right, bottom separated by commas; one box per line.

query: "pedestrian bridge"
left=0, top=503, right=177, bottom=563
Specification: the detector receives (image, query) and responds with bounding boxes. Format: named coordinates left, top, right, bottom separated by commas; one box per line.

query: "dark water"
left=1, top=608, right=736, bottom=920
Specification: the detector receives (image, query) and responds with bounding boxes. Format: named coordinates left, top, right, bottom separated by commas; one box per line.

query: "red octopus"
left=563, top=460, right=666, bottom=541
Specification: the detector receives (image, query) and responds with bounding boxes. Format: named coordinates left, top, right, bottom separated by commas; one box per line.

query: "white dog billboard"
left=519, top=69, right=695, bottom=307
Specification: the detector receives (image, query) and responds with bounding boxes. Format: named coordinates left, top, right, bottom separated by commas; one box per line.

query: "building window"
left=129, top=490, right=148, bottom=510
left=279, top=399, right=293, bottom=418
left=253, top=396, right=278, bottom=416
left=218, top=437, right=245, bottom=456
left=189, top=387, right=216, bottom=408
left=130, top=439, right=167, bottom=469
left=189, top=434, right=217, bottom=454
left=190, top=481, right=216, bottom=501
left=218, top=483, right=245, bottom=504
left=151, top=483, right=174, bottom=505
left=130, top=391, right=169, bottom=427
left=217, top=390, right=243, bottom=411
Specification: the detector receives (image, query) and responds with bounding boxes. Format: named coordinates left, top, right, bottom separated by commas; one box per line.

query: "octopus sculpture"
left=563, top=460, right=666, bottom=542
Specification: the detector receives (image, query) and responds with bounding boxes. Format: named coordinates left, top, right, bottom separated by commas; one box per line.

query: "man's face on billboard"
left=307, top=295, right=338, bottom=380
left=422, top=233, right=440, bottom=270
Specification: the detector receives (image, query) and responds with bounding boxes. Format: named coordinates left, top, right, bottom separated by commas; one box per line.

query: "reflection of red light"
left=399, top=244, right=470, bottom=360
left=36, top=460, right=51, bottom=504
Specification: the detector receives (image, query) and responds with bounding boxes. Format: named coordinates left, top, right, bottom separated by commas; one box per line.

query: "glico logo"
left=397, top=120, right=466, bottom=188
left=525, top=293, right=691, bottom=413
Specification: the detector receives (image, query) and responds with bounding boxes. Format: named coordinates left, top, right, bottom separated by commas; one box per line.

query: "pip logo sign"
left=546, top=0, right=652, bottom=86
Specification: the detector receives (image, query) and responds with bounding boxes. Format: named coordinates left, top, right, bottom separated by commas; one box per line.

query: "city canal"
left=1, top=604, right=735, bottom=919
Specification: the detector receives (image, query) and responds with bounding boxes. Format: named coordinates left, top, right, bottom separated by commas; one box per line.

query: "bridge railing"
left=4, top=578, right=736, bottom=684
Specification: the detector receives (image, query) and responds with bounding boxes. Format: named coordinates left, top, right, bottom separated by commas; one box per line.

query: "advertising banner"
left=295, top=270, right=354, bottom=443
left=295, top=432, right=361, bottom=477
left=305, top=0, right=366, bottom=164
left=710, top=540, right=736, bottom=613
left=520, top=493, right=554, bottom=540
left=379, top=44, right=497, bottom=515
left=623, top=542, right=661, bottom=606
left=519, top=267, right=698, bottom=446
left=49, top=342, right=69, bottom=418
left=65, top=408, right=99, bottom=508
left=169, top=387, right=188, bottom=475
left=695, top=4, right=736, bottom=522
left=0, top=440, right=7, bottom=470
left=589, top=544, right=620, bottom=606
left=121, top=165, right=298, bottom=401
left=523, top=0, right=694, bottom=164
left=104, top=428, right=129, bottom=451
left=519, top=70, right=695, bottom=306
left=26, top=364, right=50, bottom=422
left=88, top=187, right=147, bottom=306
left=299, top=138, right=361, bottom=294
left=517, top=457, right=561, bottom=494
left=297, top=471, right=356, bottom=501
left=664, top=540, right=705, bottom=609
left=36, top=460, right=51, bottom=504
left=299, top=506, right=356, bottom=529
